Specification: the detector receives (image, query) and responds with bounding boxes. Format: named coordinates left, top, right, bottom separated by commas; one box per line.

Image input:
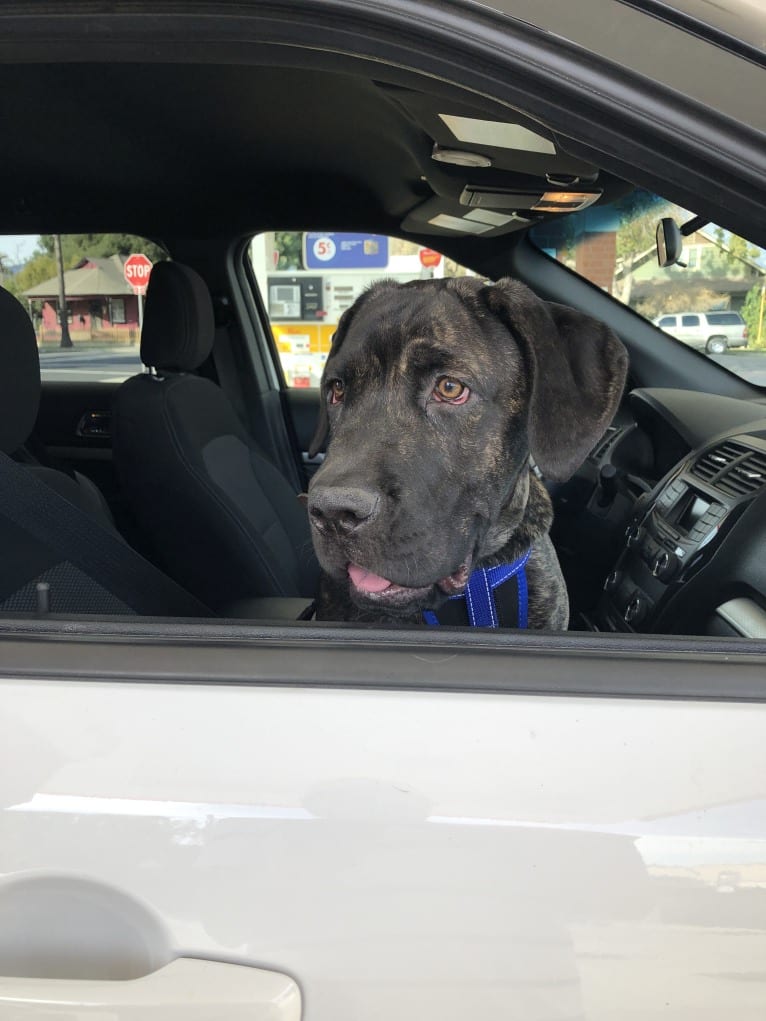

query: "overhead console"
left=376, top=85, right=616, bottom=240
left=458, top=184, right=599, bottom=214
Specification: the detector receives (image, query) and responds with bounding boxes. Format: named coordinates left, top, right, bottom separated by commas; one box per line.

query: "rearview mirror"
left=656, top=218, right=684, bottom=267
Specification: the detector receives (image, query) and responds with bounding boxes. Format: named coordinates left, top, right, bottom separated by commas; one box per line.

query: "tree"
left=715, top=230, right=759, bottom=269
left=4, top=232, right=167, bottom=301
left=742, top=281, right=766, bottom=350
left=274, top=231, right=303, bottom=270
left=37, top=233, right=167, bottom=266
left=613, top=192, right=678, bottom=306
left=634, top=286, right=720, bottom=322
left=2, top=252, right=57, bottom=300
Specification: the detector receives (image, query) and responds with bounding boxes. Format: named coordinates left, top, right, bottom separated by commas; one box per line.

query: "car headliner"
left=0, top=2, right=764, bottom=254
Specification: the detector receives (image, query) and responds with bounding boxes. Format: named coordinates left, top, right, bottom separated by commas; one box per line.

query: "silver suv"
left=654, top=311, right=749, bottom=353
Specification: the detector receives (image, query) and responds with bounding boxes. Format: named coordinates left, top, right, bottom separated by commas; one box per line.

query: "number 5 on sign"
left=312, top=237, right=336, bottom=262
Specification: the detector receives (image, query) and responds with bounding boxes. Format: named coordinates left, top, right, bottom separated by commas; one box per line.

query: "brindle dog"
left=307, top=276, right=627, bottom=628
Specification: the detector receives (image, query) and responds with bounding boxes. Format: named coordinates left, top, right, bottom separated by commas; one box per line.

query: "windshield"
left=530, top=190, right=766, bottom=386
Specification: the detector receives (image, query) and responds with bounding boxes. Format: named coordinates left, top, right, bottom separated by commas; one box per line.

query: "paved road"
left=39, top=347, right=143, bottom=383
left=709, top=350, right=766, bottom=387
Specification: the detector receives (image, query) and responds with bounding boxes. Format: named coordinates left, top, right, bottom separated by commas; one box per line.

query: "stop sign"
left=418, top=248, right=442, bottom=269
left=124, top=253, right=153, bottom=293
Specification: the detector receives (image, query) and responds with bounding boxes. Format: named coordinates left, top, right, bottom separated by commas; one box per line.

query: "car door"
left=34, top=379, right=121, bottom=497
left=656, top=315, right=678, bottom=339
left=677, top=314, right=702, bottom=348
left=3, top=622, right=766, bottom=1021
left=3, top=2, right=766, bottom=1019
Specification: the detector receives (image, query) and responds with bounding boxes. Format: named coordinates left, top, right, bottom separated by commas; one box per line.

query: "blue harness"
left=422, top=548, right=531, bottom=629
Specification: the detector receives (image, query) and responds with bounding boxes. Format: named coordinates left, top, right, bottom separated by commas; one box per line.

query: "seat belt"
left=212, top=320, right=305, bottom=493
left=212, top=322, right=250, bottom=428
left=0, top=451, right=212, bottom=618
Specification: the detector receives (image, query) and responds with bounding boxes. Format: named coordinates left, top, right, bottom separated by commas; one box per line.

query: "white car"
left=654, top=311, right=749, bottom=353
left=1, top=3, right=766, bottom=1020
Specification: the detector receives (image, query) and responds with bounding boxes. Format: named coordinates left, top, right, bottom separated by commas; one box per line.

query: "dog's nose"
left=308, top=486, right=380, bottom=533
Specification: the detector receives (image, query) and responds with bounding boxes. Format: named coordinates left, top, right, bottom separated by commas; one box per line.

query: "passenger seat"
left=112, top=261, right=320, bottom=612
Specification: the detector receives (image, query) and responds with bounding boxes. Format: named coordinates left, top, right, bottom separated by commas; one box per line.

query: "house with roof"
left=534, top=205, right=765, bottom=319
left=616, top=228, right=766, bottom=319
left=24, top=255, right=142, bottom=343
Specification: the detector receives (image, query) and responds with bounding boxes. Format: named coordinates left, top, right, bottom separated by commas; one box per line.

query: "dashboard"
left=559, top=388, right=766, bottom=638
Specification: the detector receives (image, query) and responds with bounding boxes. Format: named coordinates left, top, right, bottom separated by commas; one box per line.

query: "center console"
left=595, top=436, right=766, bottom=632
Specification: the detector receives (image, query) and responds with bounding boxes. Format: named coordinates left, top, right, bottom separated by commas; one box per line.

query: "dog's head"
left=308, top=276, right=627, bottom=616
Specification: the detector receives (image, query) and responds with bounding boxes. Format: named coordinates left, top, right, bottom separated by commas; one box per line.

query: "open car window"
left=250, top=232, right=474, bottom=387
left=1, top=234, right=167, bottom=383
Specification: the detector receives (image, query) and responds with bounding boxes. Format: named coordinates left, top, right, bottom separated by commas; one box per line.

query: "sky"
left=0, top=235, right=40, bottom=263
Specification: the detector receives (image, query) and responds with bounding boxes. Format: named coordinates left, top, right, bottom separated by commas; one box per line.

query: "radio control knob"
left=625, top=523, right=642, bottom=548
left=604, top=570, right=621, bottom=592
left=624, top=594, right=647, bottom=626
left=652, top=550, right=678, bottom=581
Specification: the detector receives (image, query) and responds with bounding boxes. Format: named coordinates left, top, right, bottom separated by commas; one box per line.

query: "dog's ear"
left=482, top=278, right=628, bottom=482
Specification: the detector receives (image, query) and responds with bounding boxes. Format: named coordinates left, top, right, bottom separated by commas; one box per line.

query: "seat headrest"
left=140, top=262, right=216, bottom=372
left=0, top=287, right=41, bottom=454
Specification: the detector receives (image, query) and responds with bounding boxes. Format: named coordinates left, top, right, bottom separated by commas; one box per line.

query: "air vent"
left=718, top=448, right=766, bottom=497
left=692, top=441, right=766, bottom=497
left=692, top=442, right=743, bottom=482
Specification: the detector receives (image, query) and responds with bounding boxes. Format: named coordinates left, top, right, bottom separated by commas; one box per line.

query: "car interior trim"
left=1, top=4, right=764, bottom=245
left=716, top=598, right=766, bottom=640
left=0, top=620, right=765, bottom=702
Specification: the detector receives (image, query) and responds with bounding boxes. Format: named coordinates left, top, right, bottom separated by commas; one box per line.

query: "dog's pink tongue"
left=348, top=563, right=392, bottom=593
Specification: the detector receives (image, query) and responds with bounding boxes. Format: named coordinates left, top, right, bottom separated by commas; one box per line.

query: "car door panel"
left=283, top=387, right=323, bottom=471
left=35, top=382, right=118, bottom=496
left=2, top=629, right=766, bottom=1021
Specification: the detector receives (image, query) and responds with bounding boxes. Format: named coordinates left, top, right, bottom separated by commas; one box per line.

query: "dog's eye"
left=329, top=379, right=345, bottom=404
left=433, top=377, right=470, bottom=404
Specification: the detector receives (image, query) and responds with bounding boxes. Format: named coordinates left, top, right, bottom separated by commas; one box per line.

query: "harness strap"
left=423, top=548, right=531, bottom=629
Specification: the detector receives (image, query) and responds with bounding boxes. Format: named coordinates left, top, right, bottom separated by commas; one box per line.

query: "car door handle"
left=76, top=410, right=112, bottom=438
left=0, top=957, right=301, bottom=1019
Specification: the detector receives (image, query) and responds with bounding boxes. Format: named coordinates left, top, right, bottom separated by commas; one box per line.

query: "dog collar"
left=422, top=548, right=531, bottom=629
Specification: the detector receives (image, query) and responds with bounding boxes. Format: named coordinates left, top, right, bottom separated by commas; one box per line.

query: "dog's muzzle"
left=308, top=485, right=381, bottom=535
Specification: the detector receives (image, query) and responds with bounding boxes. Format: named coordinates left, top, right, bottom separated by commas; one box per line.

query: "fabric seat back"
left=112, top=262, right=319, bottom=610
